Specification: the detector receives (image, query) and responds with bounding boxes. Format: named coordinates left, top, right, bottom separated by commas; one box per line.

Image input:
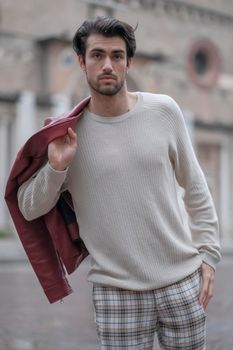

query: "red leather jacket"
left=5, top=97, right=91, bottom=303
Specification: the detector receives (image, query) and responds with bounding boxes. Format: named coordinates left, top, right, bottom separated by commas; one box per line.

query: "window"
left=187, top=39, right=221, bottom=89
left=60, top=48, right=75, bottom=68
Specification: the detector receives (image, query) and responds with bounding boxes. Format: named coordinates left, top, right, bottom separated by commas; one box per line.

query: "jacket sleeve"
left=17, top=161, right=68, bottom=221
left=167, top=97, right=221, bottom=270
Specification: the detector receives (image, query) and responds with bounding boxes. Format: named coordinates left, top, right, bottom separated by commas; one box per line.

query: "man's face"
left=79, top=34, right=131, bottom=96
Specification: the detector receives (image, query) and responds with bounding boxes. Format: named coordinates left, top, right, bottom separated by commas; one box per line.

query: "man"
left=17, top=16, right=221, bottom=350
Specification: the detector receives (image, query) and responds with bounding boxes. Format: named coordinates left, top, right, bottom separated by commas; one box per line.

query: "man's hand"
left=48, top=127, right=77, bottom=171
left=199, top=262, right=215, bottom=310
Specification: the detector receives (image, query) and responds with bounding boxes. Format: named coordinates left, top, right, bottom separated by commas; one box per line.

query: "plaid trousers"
left=93, top=268, right=206, bottom=349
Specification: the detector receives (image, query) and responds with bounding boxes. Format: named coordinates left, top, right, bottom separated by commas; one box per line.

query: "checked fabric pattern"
left=93, top=268, right=206, bottom=349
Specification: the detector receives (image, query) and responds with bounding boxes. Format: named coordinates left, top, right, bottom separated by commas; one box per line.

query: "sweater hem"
left=87, top=256, right=202, bottom=291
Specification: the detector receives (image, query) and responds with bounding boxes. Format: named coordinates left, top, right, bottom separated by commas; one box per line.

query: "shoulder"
left=139, top=92, right=184, bottom=126
left=140, top=92, right=181, bottom=114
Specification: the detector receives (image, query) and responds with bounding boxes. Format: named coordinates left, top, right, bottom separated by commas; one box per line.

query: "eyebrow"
left=90, top=48, right=126, bottom=54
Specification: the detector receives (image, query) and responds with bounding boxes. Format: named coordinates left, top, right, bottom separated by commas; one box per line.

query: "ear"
left=78, top=55, right=86, bottom=71
left=126, top=57, right=132, bottom=70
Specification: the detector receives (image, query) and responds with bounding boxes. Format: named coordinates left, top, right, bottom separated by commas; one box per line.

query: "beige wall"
left=1, top=0, right=233, bottom=121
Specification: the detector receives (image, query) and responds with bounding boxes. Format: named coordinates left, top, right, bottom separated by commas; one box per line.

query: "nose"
left=102, top=56, right=113, bottom=72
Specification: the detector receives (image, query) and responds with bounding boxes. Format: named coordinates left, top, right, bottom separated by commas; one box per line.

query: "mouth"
left=99, top=75, right=116, bottom=81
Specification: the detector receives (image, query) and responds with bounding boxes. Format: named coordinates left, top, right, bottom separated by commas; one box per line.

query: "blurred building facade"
left=0, top=0, right=233, bottom=248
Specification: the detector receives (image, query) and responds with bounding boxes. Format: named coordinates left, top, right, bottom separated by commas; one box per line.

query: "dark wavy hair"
left=72, top=16, right=137, bottom=60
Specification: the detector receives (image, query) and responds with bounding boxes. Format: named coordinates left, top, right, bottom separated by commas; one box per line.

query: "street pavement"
left=0, top=239, right=233, bottom=350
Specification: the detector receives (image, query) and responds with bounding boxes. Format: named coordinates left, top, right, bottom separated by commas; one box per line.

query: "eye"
left=92, top=52, right=102, bottom=60
left=114, top=54, right=123, bottom=60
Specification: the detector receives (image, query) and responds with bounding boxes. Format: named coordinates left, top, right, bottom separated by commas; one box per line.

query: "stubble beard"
left=86, top=75, right=125, bottom=96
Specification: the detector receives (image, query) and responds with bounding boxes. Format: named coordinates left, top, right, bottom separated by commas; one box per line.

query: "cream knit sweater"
left=18, top=92, right=221, bottom=290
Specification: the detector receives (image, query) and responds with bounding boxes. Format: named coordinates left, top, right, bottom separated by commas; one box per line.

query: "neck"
left=88, top=86, right=137, bottom=117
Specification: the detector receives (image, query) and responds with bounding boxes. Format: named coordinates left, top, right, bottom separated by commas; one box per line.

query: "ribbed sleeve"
left=17, top=162, right=68, bottom=221
left=164, top=97, right=221, bottom=269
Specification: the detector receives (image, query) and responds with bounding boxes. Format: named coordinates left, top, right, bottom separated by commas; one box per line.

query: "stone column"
left=12, top=91, right=37, bottom=161
left=51, top=94, right=71, bottom=117
left=220, top=136, right=233, bottom=245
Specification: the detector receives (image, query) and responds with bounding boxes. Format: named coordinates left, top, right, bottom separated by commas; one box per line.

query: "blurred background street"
left=0, top=240, right=232, bottom=350
left=1, top=1, right=233, bottom=349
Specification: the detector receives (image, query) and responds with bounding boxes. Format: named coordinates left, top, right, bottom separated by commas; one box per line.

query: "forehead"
left=86, top=33, right=126, bottom=53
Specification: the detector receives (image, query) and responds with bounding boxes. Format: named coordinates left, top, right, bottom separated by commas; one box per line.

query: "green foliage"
left=0, top=229, right=12, bottom=238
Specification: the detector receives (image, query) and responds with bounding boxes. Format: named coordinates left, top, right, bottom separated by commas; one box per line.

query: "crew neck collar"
left=85, top=92, right=142, bottom=123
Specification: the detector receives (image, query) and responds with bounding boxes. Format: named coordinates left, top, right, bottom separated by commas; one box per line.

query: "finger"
left=199, top=276, right=209, bottom=306
left=66, top=128, right=77, bottom=145
left=199, top=266, right=215, bottom=310
left=68, top=127, right=77, bottom=139
left=203, top=276, right=214, bottom=310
